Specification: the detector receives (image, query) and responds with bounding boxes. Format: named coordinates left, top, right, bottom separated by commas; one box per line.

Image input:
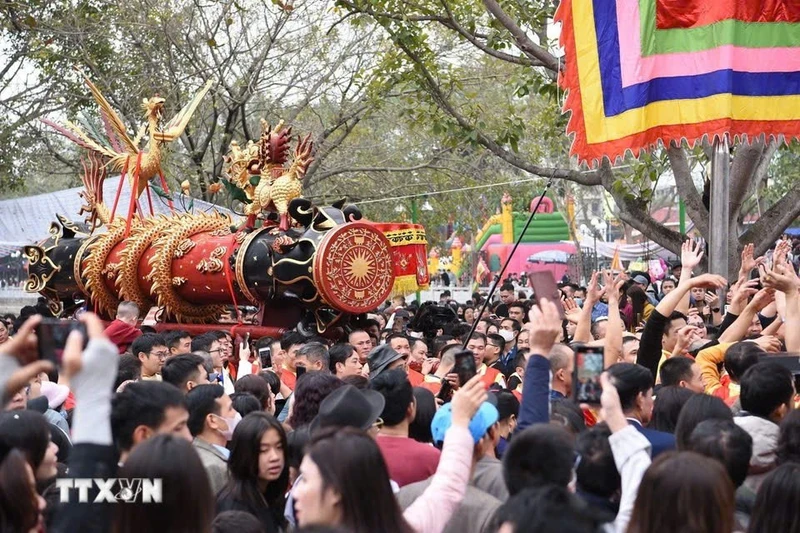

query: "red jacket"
left=103, top=320, right=142, bottom=354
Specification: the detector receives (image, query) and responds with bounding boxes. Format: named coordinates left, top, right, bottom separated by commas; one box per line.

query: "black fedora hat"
left=310, top=384, right=385, bottom=434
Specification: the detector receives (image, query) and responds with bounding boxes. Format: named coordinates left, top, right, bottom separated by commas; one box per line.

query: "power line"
left=351, top=175, right=547, bottom=205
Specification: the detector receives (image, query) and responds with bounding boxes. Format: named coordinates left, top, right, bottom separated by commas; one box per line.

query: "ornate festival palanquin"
left=28, top=151, right=429, bottom=336
left=26, top=198, right=428, bottom=334
left=31, top=75, right=428, bottom=334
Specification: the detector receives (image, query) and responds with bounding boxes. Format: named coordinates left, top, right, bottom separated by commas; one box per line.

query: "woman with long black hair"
left=293, top=375, right=486, bottom=533
left=217, top=412, right=289, bottom=532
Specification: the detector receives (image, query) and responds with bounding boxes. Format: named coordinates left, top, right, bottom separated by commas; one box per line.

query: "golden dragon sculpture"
left=223, top=120, right=314, bottom=231
left=42, top=69, right=213, bottom=198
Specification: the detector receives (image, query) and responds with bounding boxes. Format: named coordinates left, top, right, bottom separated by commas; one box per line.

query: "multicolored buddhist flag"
left=556, top=0, right=800, bottom=166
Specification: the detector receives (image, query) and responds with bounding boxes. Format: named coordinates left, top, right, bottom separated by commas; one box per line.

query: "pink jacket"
left=404, top=425, right=473, bottom=533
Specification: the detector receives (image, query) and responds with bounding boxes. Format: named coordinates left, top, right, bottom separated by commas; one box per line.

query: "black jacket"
left=50, top=444, right=118, bottom=533
left=216, top=491, right=279, bottom=533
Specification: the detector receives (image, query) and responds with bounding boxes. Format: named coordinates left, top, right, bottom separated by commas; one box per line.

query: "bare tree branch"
left=743, top=185, right=800, bottom=256
left=481, top=0, right=559, bottom=72
left=387, top=31, right=599, bottom=186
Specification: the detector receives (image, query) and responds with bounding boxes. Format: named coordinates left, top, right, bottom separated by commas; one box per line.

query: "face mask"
left=499, top=329, right=515, bottom=342
left=215, top=411, right=242, bottom=441
left=574, top=298, right=584, bottom=308
left=408, top=360, right=423, bottom=373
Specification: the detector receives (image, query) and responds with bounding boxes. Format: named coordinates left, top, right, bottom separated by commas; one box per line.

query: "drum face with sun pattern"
left=314, top=222, right=394, bottom=314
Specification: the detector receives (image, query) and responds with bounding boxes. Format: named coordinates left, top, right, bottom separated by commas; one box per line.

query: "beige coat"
left=193, top=437, right=229, bottom=496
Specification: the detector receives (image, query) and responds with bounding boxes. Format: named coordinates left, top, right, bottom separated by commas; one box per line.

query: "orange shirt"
left=420, top=374, right=443, bottom=395
left=478, top=364, right=506, bottom=389
left=407, top=368, right=425, bottom=387
left=281, top=368, right=297, bottom=391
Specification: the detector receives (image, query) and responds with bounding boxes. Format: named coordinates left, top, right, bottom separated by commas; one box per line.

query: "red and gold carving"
left=313, top=222, right=394, bottom=314
left=174, top=238, right=196, bottom=258
left=271, top=235, right=296, bottom=254
left=102, top=262, right=120, bottom=280
left=373, top=222, right=430, bottom=294
left=83, top=220, right=131, bottom=317
left=196, top=246, right=227, bottom=274
left=116, top=217, right=174, bottom=310
left=148, top=212, right=231, bottom=322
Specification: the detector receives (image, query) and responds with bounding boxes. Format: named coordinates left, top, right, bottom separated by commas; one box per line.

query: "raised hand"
left=673, top=325, right=702, bottom=354
left=585, top=271, right=604, bottom=305
left=238, top=338, right=251, bottom=363
left=753, top=335, right=782, bottom=353
left=421, top=357, right=435, bottom=375
left=562, top=297, right=581, bottom=324
left=450, top=374, right=488, bottom=427
left=762, top=263, right=800, bottom=294
left=527, top=298, right=564, bottom=357
left=703, top=291, right=720, bottom=309
left=681, top=239, right=705, bottom=272
left=689, top=273, right=728, bottom=290
left=740, top=243, right=766, bottom=276
left=747, top=288, right=776, bottom=312
left=774, top=240, right=792, bottom=268
left=599, top=372, right=627, bottom=432
left=729, top=279, right=759, bottom=313
left=62, top=312, right=110, bottom=381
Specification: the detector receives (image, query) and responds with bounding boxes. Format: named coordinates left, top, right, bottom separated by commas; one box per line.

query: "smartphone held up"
left=453, top=349, right=477, bottom=387
left=528, top=271, right=565, bottom=319
left=36, top=319, right=87, bottom=365
left=573, top=345, right=604, bottom=404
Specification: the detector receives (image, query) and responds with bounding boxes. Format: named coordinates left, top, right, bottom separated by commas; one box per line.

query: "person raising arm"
left=638, top=271, right=727, bottom=380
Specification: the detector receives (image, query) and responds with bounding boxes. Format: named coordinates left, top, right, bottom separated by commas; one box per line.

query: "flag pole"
left=709, top=136, right=730, bottom=298
left=462, top=176, right=554, bottom=348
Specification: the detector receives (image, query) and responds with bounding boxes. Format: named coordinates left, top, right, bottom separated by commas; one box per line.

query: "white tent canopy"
left=0, top=178, right=235, bottom=254
left=571, top=229, right=677, bottom=261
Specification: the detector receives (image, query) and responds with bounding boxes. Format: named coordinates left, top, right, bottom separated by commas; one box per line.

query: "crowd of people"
left=0, top=238, right=799, bottom=533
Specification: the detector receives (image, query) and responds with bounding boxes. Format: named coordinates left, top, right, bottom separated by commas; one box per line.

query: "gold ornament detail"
left=223, top=121, right=314, bottom=231
left=196, top=246, right=227, bottom=274
left=148, top=212, right=230, bottom=322
left=234, top=228, right=266, bottom=305
left=174, top=238, right=196, bottom=258
left=172, top=277, right=187, bottom=286
left=116, top=217, right=173, bottom=310
left=270, top=235, right=296, bottom=254
left=43, top=70, right=213, bottom=198
left=73, top=234, right=100, bottom=296
left=383, top=228, right=428, bottom=246
left=23, top=246, right=62, bottom=292
left=102, top=262, right=120, bottom=280
left=83, top=219, right=134, bottom=317
left=47, top=299, right=64, bottom=317
left=210, top=228, right=231, bottom=237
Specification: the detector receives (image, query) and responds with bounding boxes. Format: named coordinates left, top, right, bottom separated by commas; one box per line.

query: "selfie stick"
left=462, top=175, right=555, bottom=348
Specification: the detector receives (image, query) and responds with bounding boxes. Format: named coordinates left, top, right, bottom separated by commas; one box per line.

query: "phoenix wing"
left=153, top=79, right=215, bottom=142
left=76, top=68, right=140, bottom=154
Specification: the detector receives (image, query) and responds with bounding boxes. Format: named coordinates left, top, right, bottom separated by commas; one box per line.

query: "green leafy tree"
left=333, top=0, right=800, bottom=275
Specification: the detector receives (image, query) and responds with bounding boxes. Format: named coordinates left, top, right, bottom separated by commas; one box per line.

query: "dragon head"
left=142, top=96, right=166, bottom=122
